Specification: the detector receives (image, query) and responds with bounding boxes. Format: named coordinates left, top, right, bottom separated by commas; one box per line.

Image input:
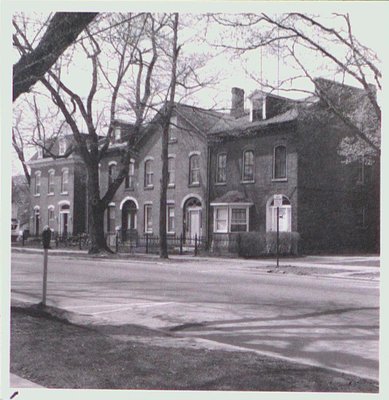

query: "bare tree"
left=13, top=12, right=98, bottom=101
left=209, top=13, right=381, bottom=160
left=13, top=12, right=199, bottom=254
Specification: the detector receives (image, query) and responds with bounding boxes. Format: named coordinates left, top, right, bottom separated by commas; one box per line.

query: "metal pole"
left=42, top=248, right=48, bottom=306
left=180, top=233, right=183, bottom=255
left=116, top=232, right=119, bottom=253
left=146, top=233, right=149, bottom=254
left=194, top=234, right=198, bottom=256
left=276, top=207, right=280, bottom=268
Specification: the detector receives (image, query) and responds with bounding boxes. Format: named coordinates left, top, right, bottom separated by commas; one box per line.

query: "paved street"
left=11, top=250, right=379, bottom=381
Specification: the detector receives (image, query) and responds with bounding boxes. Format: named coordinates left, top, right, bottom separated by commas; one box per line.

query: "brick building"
left=28, top=79, right=380, bottom=253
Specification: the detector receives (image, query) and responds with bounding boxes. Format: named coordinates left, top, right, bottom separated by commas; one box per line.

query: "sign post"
left=41, top=227, right=51, bottom=307
left=273, top=195, right=283, bottom=268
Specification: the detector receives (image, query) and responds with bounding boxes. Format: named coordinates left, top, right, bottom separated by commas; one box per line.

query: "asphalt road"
left=11, top=251, right=379, bottom=381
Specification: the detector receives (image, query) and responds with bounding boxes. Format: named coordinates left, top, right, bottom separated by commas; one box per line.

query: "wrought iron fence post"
left=116, top=232, right=119, bottom=253
left=55, top=234, right=59, bottom=249
left=146, top=233, right=149, bottom=254
left=79, top=233, right=82, bottom=250
left=194, top=234, right=198, bottom=256
left=180, top=233, right=183, bottom=255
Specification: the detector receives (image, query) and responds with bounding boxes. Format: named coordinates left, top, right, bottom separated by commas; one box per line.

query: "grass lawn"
left=10, top=305, right=379, bottom=392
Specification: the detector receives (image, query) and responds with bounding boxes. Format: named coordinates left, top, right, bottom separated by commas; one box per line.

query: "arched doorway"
left=266, top=195, right=292, bottom=232
left=183, top=197, right=202, bottom=242
left=121, top=199, right=137, bottom=241
left=34, top=207, right=40, bottom=236
left=59, top=204, right=70, bottom=236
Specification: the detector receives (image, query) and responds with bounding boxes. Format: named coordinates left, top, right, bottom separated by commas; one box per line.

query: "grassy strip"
left=11, top=306, right=378, bottom=392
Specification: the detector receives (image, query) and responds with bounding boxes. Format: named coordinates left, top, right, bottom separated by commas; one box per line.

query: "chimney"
left=230, top=87, right=245, bottom=118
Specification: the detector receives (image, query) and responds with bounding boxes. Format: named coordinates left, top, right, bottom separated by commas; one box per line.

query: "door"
left=188, top=208, right=201, bottom=240
left=60, top=212, right=69, bottom=236
left=35, top=212, right=40, bottom=236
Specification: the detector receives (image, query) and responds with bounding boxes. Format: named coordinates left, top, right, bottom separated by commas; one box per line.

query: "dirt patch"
left=10, top=306, right=378, bottom=392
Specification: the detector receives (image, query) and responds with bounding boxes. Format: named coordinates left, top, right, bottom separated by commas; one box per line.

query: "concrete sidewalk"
left=10, top=373, right=44, bottom=388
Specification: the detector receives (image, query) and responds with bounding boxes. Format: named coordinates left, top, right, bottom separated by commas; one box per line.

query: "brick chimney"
left=230, top=87, right=245, bottom=118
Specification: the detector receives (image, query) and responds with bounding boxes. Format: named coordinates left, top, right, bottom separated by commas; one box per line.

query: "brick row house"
left=28, top=79, right=380, bottom=253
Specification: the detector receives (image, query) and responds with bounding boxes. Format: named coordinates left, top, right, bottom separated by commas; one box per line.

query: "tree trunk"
left=159, top=123, right=169, bottom=258
left=86, top=164, right=113, bottom=254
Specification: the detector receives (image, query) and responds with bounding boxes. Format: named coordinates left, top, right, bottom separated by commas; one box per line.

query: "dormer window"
left=250, top=96, right=266, bottom=122
left=59, top=139, right=66, bottom=155
left=37, top=147, right=43, bottom=159
left=114, top=126, right=121, bottom=142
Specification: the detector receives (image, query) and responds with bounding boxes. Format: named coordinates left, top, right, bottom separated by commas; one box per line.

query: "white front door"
left=188, top=208, right=201, bottom=239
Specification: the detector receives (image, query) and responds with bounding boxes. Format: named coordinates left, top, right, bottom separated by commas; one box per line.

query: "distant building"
left=27, top=79, right=380, bottom=253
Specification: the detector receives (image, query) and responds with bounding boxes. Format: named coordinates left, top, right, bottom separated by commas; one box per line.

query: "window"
left=125, top=161, right=135, bottom=189
left=168, top=116, right=178, bottom=142
left=189, top=154, right=200, bottom=185
left=216, top=154, right=227, bottom=184
left=144, top=159, right=153, bottom=187
left=61, top=169, right=69, bottom=193
left=108, top=163, right=117, bottom=186
left=212, top=203, right=251, bottom=233
left=37, top=147, right=43, bottom=159
left=215, top=207, right=228, bottom=232
left=242, top=150, right=254, bottom=182
left=48, top=170, right=55, bottom=194
left=107, top=205, right=116, bottom=233
left=168, top=157, right=175, bottom=186
left=167, top=205, right=175, bottom=233
left=231, top=208, right=248, bottom=232
left=273, top=145, right=287, bottom=180
left=59, top=139, right=66, bottom=156
left=114, top=126, right=121, bottom=142
left=144, top=204, right=153, bottom=233
left=48, top=207, right=54, bottom=221
left=34, top=172, right=41, bottom=195
left=267, top=195, right=292, bottom=232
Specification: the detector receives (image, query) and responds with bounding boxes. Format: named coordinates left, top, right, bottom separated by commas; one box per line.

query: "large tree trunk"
left=86, top=164, right=113, bottom=254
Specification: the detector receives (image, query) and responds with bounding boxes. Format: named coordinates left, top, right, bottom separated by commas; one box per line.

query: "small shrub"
left=238, top=231, right=300, bottom=257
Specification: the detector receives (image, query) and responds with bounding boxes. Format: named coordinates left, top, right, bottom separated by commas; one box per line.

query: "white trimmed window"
left=61, top=169, right=69, bottom=193
left=48, top=206, right=55, bottom=221
left=107, top=204, right=116, bottom=233
left=273, top=145, right=287, bottom=180
left=167, top=204, right=175, bottom=233
left=114, top=126, right=121, bottom=142
left=48, top=170, right=55, bottom=194
left=125, top=160, right=135, bottom=189
left=215, top=207, right=228, bottom=233
left=357, top=156, right=365, bottom=184
left=144, top=159, right=153, bottom=188
left=231, top=208, right=248, bottom=232
left=168, top=157, right=175, bottom=186
left=144, top=204, right=153, bottom=233
left=34, top=171, right=41, bottom=195
left=242, top=150, right=254, bottom=182
left=59, top=139, right=66, bottom=156
left=216, top=153, right=227, bottom=184
left=212, top=204, right=251, bottom=233
left=168, top=116, right=178, bottom=142
left=37, top=147, right=43, bottom=159
left=189, top=154, right=200, bottom=185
